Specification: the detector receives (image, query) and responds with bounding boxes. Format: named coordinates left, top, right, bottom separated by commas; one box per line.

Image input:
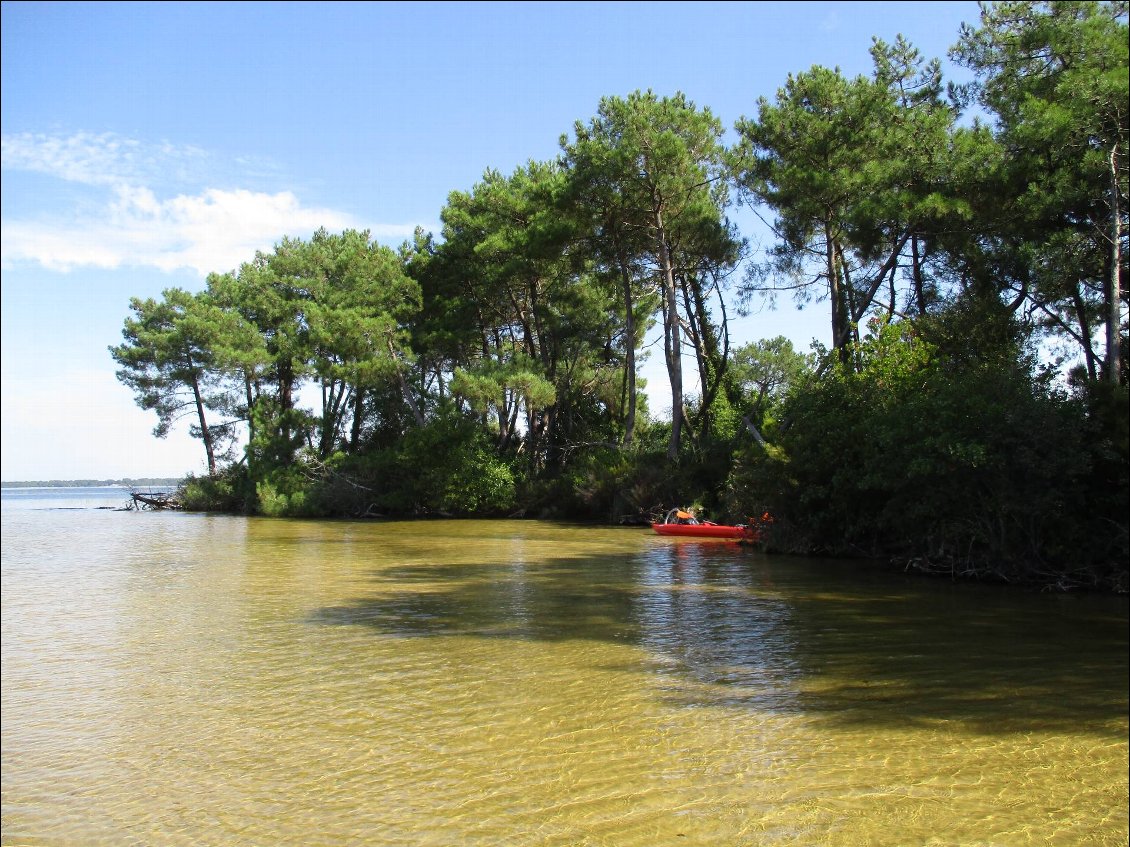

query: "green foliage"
left=245, top=397, right=310, bottom=472
left=255, top=478, right=296, bottom=518
left=731, top=44, right=960, bottom=353
left=562, top=89, right=741, bottom=457
left=248, top=465, right=320, bottom=518
left=177, top=466, right=257, bottom=513
left=205, top=228, right=424, bottom=472
left=705, top=390, right=742, bottom=442
left=535, top=445, right=717, bottom=524
left=952, top=0, right=1128, bottom=381
left=730, top=336, right=816, bottom=423
left=450, top=356, right=557, bottom=419
left=395, top=414, right=516, bottom=515
left=726, top=304, right=1126, bottom=588
left=420, top=161, right=624, bottom=465
left=333, top=406, right=518, bottom=516
left=109, top=288, right=246, bottom=475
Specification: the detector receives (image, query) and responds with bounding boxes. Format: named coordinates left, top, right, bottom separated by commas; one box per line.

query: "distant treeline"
left=2, top=479, right=182, bottom=488
left=111, top=3, right=1127, bottom=591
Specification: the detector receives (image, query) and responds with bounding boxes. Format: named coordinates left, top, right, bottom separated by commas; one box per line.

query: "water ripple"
left=3, top=513, right=1127, bottom=845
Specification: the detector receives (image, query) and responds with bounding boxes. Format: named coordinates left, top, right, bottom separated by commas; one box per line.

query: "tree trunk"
left=350, top=387, right=365, bottom=451
left=275, top=361, right=297, bottom=463
left=187, top=365, right=216, bottom=475
left=1071, top=285, right=1099, bottom=382
left=182, top=349, right=216, bottom=476
left=618, top=255, right=637, bottom=448
left=658, top=222, right=684, bottom=460
left=244, top=376, right=256, bottom=448
left=319, top=379, right=349, bottom=459
left=387, top=337, right=426, bottom=427
left=911, top=233, right=928, bottom=315
left=827, top=223, right=850, bottom=366
left=1108, top=142, right=1123, bottom=385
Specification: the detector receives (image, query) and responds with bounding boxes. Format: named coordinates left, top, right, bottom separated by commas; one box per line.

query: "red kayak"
left=651, top=508, right=758, bottom=540
left=651, top=522, right=756, bottom=540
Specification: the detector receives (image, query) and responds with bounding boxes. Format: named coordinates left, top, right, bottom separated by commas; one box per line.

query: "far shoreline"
left=2, top=478, right=182, bottom=489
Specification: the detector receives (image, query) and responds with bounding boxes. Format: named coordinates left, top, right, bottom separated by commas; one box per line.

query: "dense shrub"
left=326, top=407, right=518, bottom=517
left=178, top=468, right=255, bottom=513
left=725, top=310, right=1128, bottom=589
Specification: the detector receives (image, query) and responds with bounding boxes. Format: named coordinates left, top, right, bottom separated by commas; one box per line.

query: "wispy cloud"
left=2, top=131, right=211, bottom=187
left=1, top=132, right=422, bottom=276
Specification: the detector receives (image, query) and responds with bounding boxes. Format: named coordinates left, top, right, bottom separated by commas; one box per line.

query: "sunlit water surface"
left=2, top=488, right=1127, bottom=846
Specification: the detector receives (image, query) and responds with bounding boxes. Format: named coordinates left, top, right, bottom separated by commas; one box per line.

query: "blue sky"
left=1, top=0, right=983, bottom=480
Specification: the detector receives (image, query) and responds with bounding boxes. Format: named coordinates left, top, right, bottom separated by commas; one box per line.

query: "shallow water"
left=2, top=490, right=1127, bottom=845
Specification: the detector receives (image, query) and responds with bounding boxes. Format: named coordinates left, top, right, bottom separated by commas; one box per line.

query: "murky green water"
left=2, top=490, right=1127, bottom=846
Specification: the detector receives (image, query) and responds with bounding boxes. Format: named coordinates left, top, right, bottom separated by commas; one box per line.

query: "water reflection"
left=307, top=529, right=1128, bottom=736
left=784, top=579, right=1130, bottom=738
left=632, top=542, right=802, bottom=713
left=310, top=557, right=641, bottom=643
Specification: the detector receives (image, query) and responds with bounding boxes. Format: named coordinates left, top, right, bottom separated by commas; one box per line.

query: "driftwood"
left=128, top=490, right=181, bottom=510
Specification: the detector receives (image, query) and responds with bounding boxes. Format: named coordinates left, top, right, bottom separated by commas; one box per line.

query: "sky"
left=1, top=0, right=984, bottom=481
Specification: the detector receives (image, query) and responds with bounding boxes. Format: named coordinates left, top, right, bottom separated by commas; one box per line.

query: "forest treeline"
left=112, top=2, right=1128, bottom=590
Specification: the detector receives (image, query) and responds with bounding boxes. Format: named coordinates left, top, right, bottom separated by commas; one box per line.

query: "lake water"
left=2, top=487, right=1127, bottom=846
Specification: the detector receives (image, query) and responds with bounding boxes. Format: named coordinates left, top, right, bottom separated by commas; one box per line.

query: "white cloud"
left=1, top=131, right=427, bottom=276
left=1, top=185, right=357, bottom=275
left=19, top=183, right=359, bottom=275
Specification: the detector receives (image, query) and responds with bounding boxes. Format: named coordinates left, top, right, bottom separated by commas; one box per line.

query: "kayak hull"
left=651, top=523, right=756, bottom=540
